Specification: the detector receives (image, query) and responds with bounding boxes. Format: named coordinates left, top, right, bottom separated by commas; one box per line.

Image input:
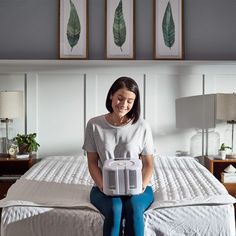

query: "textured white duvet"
left=0, top=155, right=235, bottom=236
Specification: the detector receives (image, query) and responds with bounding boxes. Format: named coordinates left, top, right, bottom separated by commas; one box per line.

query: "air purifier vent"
left=129, top=170, right=137, bottom=189
left=108, top=171, right=116, bottom=189
left=103, top=159, right=142, bottom=195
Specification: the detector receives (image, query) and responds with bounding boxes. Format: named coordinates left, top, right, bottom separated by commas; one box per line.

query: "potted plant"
left=13, top=133, right=40, bottom=154
left=219, top=143, right=232, bottom=160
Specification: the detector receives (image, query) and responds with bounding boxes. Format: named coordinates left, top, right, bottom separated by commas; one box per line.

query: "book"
left=222, top=172, right=236, bottom=176
left=221, top=172, right=236, bottom=183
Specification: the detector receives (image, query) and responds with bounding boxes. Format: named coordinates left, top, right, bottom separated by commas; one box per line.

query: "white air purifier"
left=103, top=159, right=142, bottom=196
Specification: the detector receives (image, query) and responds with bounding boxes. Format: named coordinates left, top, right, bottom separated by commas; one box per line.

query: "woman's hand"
left=98, top=185, right=103, bottom=193
left=141, top=155, right=153, bottom=191
left=87, top=152, right=103, bottom=190
left=142, top=185, right=146, bottom=193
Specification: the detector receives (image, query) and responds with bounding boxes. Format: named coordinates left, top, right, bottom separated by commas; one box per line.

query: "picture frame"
left=59, top=0, right=88, bottom=59
left=105, top=0, right=135, bottom=59
left=154, top=0, right=183, bottom=60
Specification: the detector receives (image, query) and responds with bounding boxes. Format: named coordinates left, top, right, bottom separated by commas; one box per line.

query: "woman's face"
left=110, top=88, right=136, bottom=118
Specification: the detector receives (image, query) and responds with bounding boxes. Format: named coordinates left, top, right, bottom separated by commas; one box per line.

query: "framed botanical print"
left=59, top=0, right=88, bottom=59
left=154, top=0, right=183, bottom=59
left=106, top=0, right=135, bottom=59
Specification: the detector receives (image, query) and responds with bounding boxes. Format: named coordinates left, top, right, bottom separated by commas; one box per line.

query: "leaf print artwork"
left=67, top=0, right=81, bottom=51
left=162, top=1, right=175, bottom=49
left=113, top=0, right=126, bottom=52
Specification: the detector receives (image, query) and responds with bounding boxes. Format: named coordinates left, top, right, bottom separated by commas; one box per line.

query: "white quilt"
left=149, top=155, right=235, bottom=209
left=0, top=155, right=235, bottom=236
left=0, top=155, right=234, bottom=209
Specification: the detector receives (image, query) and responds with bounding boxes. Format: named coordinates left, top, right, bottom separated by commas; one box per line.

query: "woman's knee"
left=124, top=188, right=154, bottom=213
left=124, top=198, right=142, bottom=216
left=110, top=198, right=123, bottom=217
left=92, top=194, right=123, bottom=219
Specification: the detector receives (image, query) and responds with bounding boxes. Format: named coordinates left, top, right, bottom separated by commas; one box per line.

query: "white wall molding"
left=1, top=61, right=236, bottom=158
left=1, top=60, right=236, bottom=74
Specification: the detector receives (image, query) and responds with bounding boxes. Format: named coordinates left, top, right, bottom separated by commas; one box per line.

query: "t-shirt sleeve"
left=82, top=120, right=97, bottom=152
left=141, top=122, right=154, bottom=156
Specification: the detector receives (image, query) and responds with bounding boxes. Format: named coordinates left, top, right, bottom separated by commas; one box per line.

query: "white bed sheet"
left=1, top=203, right=234, bottom=236
left=1, top=155, right=235, bottom=236
left=144, top=204, right=235, bottom=236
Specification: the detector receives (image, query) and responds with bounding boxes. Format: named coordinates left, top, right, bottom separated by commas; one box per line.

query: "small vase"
left=219, top=150, right=226, bottom=160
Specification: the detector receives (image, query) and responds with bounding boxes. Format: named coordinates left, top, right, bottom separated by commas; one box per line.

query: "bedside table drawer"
left=0, top=155, right=37, bottom=199
left=0, top=180, right=16, bottom=199
left=224, top=183, right=236, bottom=196
left=0, top=161, right=29, bottom=175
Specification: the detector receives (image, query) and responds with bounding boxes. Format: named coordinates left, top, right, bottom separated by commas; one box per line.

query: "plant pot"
left=219, top=150, right=226, bottom=160
left=18, top=143, right=29, bottom=154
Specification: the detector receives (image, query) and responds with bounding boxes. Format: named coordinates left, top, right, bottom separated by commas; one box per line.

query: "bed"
left=0, top=155, right=235, bottom=236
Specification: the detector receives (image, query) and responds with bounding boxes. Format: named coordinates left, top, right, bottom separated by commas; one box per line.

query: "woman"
left=83, top=77, right=154, bottom=236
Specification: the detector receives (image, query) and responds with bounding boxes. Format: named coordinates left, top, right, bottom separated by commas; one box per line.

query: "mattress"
left=1, top=155, right=235, bottom=236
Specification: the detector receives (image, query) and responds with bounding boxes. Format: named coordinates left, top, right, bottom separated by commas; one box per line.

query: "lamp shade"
left=216, top=93, right=236, bottom=121
left=0, top=91, right=23, bottom=119
left=176, top=94, right=216, bottom=129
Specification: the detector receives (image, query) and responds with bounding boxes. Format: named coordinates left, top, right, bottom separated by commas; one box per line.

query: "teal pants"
left=90, top=186, right=154, bottom=236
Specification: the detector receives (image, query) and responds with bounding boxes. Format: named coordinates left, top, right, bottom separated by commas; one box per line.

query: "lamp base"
left=226, top=154, right=236, bottom=159
left=0, top=119, right=12, bottom=154
left=0, top=137, right=9, bottom=153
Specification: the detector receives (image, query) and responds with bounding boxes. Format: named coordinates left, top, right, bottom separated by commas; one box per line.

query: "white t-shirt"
left=82, top=115, right=154, bottom=168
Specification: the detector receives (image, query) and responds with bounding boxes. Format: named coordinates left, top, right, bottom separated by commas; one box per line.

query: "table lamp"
left=175, top=94, right=219, bottom=163
left=0, top=91, right=23, bottom=155
left=216, top=93, right=236, bottom=157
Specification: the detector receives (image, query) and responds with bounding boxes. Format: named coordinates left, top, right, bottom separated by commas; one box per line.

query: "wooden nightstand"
left=205, top=156, right=236, bottom=197
left=0, top=154, right=36, bottom=199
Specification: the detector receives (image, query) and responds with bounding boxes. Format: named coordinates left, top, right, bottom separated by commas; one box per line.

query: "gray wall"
left=0, top=0, right=236, bottom=60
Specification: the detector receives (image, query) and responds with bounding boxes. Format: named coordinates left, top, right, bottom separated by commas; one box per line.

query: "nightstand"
left=205, top=156, right=236, bottom=197
left=0, top=154, right=36, bottom=199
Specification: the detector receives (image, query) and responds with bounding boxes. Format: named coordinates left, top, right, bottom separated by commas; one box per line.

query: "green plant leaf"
left=113, top=0, right=126, bottom=51
left=67, top=0, right=81, bottom=51
left=162, top=1, right=175, bottom=49
left=219, top=143, right=232, bottom=151
left=13, top=133, right=40, bottom=153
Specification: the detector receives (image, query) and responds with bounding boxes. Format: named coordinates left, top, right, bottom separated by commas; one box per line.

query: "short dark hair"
left=105, top=77, right=141, bottom=124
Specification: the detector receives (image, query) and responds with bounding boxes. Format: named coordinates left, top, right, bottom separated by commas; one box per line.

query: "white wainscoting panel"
left=35, top=73, right=84, bottom=157
left=145, top=73, right=203, bottom=155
